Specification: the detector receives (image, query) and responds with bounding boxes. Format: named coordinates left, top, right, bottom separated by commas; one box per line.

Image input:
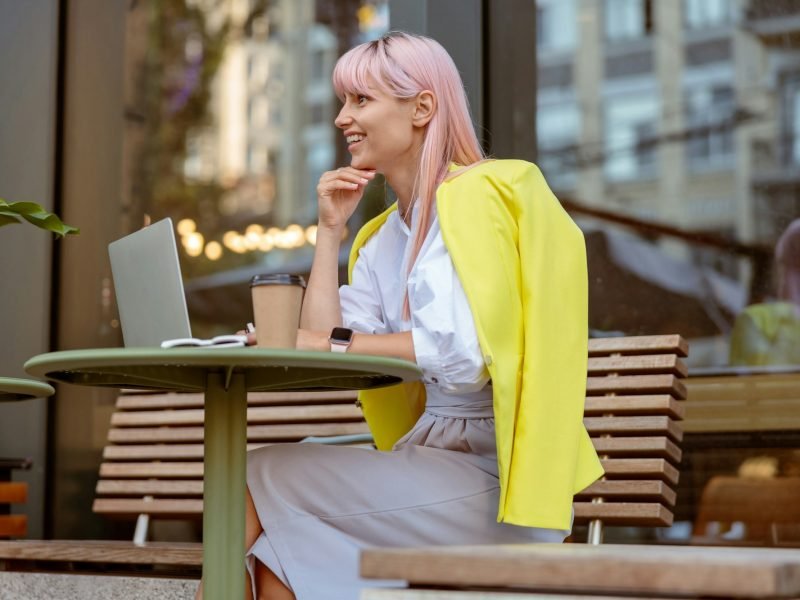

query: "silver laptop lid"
left=108, top=218, right=193, bottom=347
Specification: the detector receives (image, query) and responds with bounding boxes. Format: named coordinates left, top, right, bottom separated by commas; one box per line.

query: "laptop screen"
left=108, top=218, right=193, bottom=347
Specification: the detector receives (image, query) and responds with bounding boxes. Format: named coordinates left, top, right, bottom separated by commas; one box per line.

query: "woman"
left=242, top=31, right=603, bottom=600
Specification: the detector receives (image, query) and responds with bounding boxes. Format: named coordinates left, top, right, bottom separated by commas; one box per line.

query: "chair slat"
left=96, top=479, right=203, bottom=496
left=0, top=482, right=27, bottom=504
left=584, top=395, right=685, bottom=419
left=586, top=374, right=687, bottom=399
left=584, top=416, right=683, bottom=442
left=588, top=355, right=688, bottom=377
left=600, top=458, right=680, bottom=485
left=576, top=480, right=676, bottom=505
left=0, top=515, right=27, bottom=538
left=588, top=334, right=688, bottom=357
left=591, top=437, right=682, bottom=463
left=0, top=540, right=203, bottom=565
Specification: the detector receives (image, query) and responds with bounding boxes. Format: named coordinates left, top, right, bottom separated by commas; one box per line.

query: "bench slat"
left=103, top=442, right=281, bottom=460
left=576, top=480, right=676, bottom=504
left=600, top=458, right=680, bottom=485
left=93, top=498, right=203, bottom=516
left=584, top=416, right=683, bottom=442
left=573, top=502, right=673, bottom=526
left=111, top=404, right=363, bottom=427
left=0, top=515, right=27, bottom=538
left=583, top=395, right=685, bottom=419
left=588, top=335, right=688, bottom=357
left=0, top=482, right=27, bottom=504
left=587, top=355, right=687, bottom=377
left=96, top=480, right=203, bottom=496
left=108, top=422, right=370, bottom=443
left=99, top=463, right=203, bottom=478
left=116, top=390, right=358, bottom=410
left=591, top=437, right=682, bottom=463
left=586, top=374, right=687, bottom=399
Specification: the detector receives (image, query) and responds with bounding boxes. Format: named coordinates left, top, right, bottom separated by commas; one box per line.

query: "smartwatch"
left=329, top=327, right=354, bottom=353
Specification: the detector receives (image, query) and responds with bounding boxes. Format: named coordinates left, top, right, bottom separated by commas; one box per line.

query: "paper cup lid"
left=250, top=274, right=307, bottom=288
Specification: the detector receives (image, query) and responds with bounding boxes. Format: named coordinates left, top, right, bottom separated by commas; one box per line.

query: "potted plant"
left=0, top=198, right=78, bottom=236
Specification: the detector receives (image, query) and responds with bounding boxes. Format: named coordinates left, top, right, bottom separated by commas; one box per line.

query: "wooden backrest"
left=95, top=334, right=688, bottom=527
left=576, top=334, right=688, bottom=528
left=93, top=390, right=368, bottom=519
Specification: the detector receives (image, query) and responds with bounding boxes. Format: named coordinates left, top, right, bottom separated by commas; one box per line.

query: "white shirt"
left=339, top=205, right=490, bottom=394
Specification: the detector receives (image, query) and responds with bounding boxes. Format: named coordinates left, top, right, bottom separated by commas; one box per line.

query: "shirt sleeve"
left=339, top=244, right=390, bottom=335
left=408, top=252, right=490, bottom=393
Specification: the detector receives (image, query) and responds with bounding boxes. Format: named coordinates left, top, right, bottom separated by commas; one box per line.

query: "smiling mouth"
left=346, top=134, right=365, bottom=144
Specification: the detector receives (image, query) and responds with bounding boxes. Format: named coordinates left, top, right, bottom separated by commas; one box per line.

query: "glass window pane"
left=123, top=0, right=389, bottom=336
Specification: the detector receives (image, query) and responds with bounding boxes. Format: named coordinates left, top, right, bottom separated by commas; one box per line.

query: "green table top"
left=24, top=347, right=422, bottom=392
left=0, top=377, right=55, bottom=402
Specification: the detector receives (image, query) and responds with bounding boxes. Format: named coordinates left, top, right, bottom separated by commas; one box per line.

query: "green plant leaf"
left=0, top=199, right=79, bottom=237
left=0, top=213, right=22, bottom=227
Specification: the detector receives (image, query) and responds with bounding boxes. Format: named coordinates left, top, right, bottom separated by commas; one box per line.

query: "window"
left=605, top=0, right=653, bottom=41
left=537, top=101, right=580, bottom=188
left=684, top=0, right=735, bottom=29
left=685, top=86, right=735, bottom=170
left=604, top=93, right=659, bottom=180
left=536, top=0, right=576, bottom=52
left=784, top=74, right=800, bottom=166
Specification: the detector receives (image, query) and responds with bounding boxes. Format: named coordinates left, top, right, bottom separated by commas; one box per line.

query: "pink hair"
left=333, top=31, right=484, bottom=318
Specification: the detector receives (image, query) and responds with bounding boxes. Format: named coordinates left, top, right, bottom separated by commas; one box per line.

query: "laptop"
left=108, top=218, right=195, bottom=347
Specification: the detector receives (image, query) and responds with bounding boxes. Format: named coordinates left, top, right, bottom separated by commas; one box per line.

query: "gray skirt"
left=245, top=385, right=568, bottom=600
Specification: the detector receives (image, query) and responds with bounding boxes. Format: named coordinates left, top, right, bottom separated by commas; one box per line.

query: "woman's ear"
left=412, top=90, right=436, bottom=127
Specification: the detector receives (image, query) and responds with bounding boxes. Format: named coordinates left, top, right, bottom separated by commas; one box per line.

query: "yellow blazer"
left=347, top=160, right=604, bottom=530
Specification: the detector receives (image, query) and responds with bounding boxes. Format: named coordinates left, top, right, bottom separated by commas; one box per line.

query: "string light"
left=178, top=222, right=330, bottom=259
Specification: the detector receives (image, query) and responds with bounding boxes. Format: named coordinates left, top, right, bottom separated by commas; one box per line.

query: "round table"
left=0, top=377, right=54, bottom=402
left=25, top=347, right=421, bottom=599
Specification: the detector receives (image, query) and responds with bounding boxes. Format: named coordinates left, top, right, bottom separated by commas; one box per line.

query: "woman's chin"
left=349, top=156, right=376, bottom=171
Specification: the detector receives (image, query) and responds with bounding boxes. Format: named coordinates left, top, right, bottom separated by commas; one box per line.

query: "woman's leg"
left=246, top=486, right=295, bottom=600
left=197, top=486, right=291, bottom=600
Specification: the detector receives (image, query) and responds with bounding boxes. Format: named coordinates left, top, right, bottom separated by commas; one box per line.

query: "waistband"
left=423, top=384, right=494, bottom=419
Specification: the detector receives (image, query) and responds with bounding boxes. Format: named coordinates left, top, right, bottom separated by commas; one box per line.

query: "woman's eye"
left=357, top=95, right=368, bottom=105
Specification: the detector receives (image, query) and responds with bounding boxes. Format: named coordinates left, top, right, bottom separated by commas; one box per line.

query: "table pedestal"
left=203, top=372, right=247, bottom=599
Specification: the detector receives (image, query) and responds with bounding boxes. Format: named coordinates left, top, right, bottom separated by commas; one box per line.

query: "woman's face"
left=334, top=85, right=419, bottom=173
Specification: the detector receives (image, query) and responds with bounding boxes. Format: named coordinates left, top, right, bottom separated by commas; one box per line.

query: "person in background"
left=203, top=31, right=603, bottom=600
left=729, top=218, right=800, bottom=366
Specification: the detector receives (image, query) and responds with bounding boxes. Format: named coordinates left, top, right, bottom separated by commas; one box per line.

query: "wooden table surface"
left=361, top=544, right=800, bottom=598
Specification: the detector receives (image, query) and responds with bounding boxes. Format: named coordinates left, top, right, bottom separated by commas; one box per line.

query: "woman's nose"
left=334, top=105, right=351, bottom=128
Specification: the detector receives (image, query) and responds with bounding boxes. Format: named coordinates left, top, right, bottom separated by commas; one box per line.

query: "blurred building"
left=536, top=0, right=800, bottom=286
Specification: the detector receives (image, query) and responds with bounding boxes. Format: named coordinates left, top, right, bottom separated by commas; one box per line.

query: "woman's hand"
left=316, top=167, right=375, bottom=231
left=296, top=329, right=330, bottom=352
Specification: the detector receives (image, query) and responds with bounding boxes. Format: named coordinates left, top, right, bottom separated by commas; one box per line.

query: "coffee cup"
left=250, top=274, right=307, bottom=349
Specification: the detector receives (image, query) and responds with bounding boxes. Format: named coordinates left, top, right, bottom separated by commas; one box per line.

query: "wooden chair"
left=360, top=334, right=690, bottom=597
left=693, top=475, right=800, bottom=546
left=0, top=458, right=32, bottom=539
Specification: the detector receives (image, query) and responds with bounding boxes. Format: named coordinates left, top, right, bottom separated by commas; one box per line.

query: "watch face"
left=330, top=327, right=354, bottom=343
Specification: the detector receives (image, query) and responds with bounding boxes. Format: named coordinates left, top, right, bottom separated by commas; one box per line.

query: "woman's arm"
left=300, top=166, right=375, bottom=331
left=297, top=329, right=416, bottom=363
left=300, top=226, right=344, bottom=330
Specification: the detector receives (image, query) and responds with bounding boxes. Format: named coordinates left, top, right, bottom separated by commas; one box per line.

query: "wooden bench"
left=1, top=334, right=688, bottom=579
left=0, top=389, right=368, bottom=572
left=0, top=458, right=32, bottom=539
left=361, top=334, right=690, bottom=598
